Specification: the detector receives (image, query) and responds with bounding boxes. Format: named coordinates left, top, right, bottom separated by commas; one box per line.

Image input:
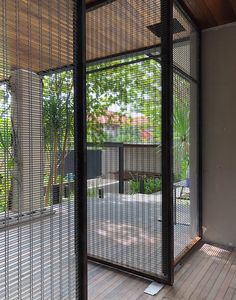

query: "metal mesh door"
left=86, top=0, right=164, bottom=280
left=0, top=0, right=200, bottom=297
left=86, top=0, right=200, bottom=282
left=172, top=2, right=200, bottom=261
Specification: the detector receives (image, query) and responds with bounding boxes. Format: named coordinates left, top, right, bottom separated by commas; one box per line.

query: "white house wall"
left=202, top=22, right=236, bottom=247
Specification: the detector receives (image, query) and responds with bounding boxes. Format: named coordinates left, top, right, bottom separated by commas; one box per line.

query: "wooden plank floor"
left=88, top=243, right=236, bottom=300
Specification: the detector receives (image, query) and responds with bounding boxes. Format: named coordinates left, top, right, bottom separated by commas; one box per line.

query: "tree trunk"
left=53, top=139, right=58, bottom=185
left=59, top=127, right=68, bottom=201
left=45, top=137, right=58, bottom=206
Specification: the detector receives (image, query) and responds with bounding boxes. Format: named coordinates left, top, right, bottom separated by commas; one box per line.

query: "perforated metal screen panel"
left=0, top=0, right=76, bottom=299
left=172, top=3, right=200, bottom=260
left=86, top=0, right=200, bottom=280
left=0, top=0, right=200, bottom=297
left=86, top=0, right=165, bottom=279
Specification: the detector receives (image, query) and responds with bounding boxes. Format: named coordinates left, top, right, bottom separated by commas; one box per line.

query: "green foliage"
left=43, top=71, right=74, bottom=152
left=43, top=71, right=74, bottom=204
left=107, top=124, right=143, bottom=143
left=0, top=200, right=6, bottom=213
left=173, top=74, right=190, bottom=180
left=87, top=56, right=162, bottom=144
left=87, top=187, right=97, bottom=198
left=180, top=158, right=189, bottom=181
left=130, top=177, right=162, bottom=194
left=0, top=55, right=191, bottom=211
left=0, top=172, right=8, bottom=212
left=43, top=174, right=70, bottom=185
left=43, top=56, right=162, bottom=146
left=0, top=85, right=12, bottom=212
left=129, top=179, right=140, bottom=194
left=0, top=87, right=12, bottom=154
left=144, top=177, right=162, bottom=194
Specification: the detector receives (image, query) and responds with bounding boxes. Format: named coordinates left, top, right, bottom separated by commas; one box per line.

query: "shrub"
left=144, top=177, right=161, bottom=194
left=129, top=179, right=140, bottom=194
left=130, top=177, right=162, bottom=194
left=87, top=187, right=97, bottom=198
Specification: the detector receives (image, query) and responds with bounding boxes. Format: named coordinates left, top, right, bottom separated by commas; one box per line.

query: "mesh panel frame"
left=0, top=1, right=200, bottom=297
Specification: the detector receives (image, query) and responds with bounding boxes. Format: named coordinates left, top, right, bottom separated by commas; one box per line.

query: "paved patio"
left=88, top=191, right=193, bottom=275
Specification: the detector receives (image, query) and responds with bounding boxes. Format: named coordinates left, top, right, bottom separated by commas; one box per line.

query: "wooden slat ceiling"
left=180, top=0, right=236, bottom=29
left=0, top=0, right=193, bottom=81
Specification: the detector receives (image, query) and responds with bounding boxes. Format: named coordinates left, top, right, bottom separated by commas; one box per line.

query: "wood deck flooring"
left=88, top=243, right=236, bottom=300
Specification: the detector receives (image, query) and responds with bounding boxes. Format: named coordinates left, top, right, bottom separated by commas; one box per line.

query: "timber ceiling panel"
left=0, top=0, right=193, bottom=81
left=180, top=0, right=236, bottom=29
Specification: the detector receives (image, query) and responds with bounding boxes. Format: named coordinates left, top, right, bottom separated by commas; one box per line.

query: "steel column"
left=161, top=0, right=174, bottom=285
left=74, top=1, right=87, bottom=299
left=197, top=29, right=203, bottom=238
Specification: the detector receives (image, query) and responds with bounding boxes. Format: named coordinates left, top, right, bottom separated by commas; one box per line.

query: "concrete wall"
left=202, top=23, right=236, bottom=247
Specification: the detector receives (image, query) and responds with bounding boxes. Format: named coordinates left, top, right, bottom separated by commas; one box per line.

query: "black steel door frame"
left=73, top=0, right=202, bottom=298
left=161, top=0, right=174, bottom=285
left=74, top=0, right=87, bottom=299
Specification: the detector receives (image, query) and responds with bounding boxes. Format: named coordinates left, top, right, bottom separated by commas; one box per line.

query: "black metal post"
left=140, top=178, right=145, bottom=194
left=161, top=0, right=174, bottom=285
left=173, top=186, right=177, bottom=225
left=74, top=1, right=87, bottom=299
left=197, top=29, right=203, bottom=238
left=119, top=146, right=124, bottom=194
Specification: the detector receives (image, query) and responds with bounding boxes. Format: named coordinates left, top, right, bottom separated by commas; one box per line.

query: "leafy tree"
left=43, top=71, right=73, bottom=205
left=173, top=74, right=190, bottom=180
left=87, top=56, right=162, bottom=144
left=0, top=54, right=190, bottom=211
left=0, top=85, right=13, bottom=211
left=106, top=124, right=143, bottom=143
left=42, top=55, right=191, bottom=206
